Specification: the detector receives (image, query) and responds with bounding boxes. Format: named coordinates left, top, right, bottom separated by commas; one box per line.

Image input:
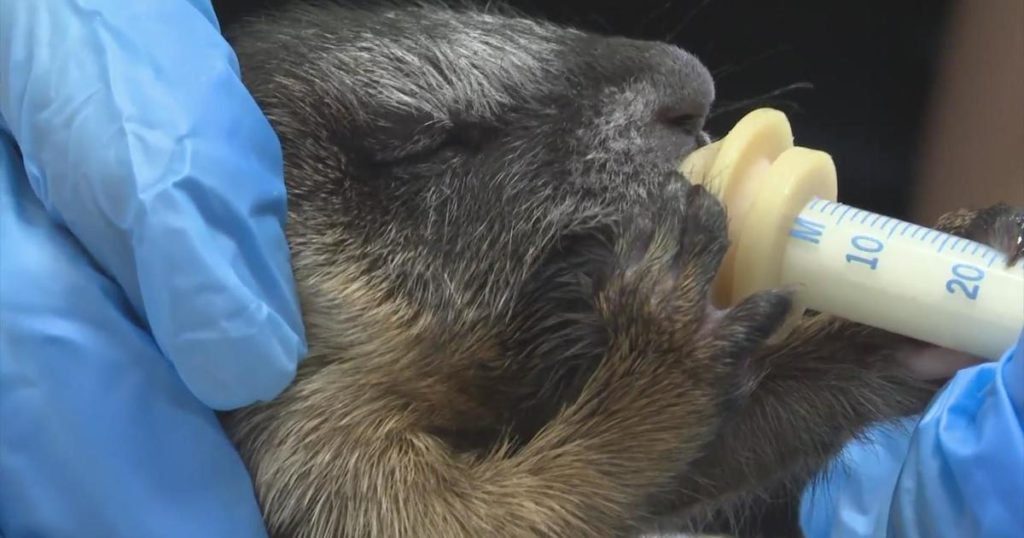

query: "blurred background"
left=214, top=0, right=1023, bottom=224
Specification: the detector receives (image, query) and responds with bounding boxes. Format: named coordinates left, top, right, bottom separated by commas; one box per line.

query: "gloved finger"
left=0, top=134, right=268, bottom=537
left=0, top=0, right=307, bottom=409
left=885, top=331, right=1023, bottom=538
left=798, top=418, right=917, bottom=537
left=800, top=331, right=1024, bottom=538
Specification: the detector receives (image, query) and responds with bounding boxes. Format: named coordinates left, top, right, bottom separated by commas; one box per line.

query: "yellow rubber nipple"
left=680, top=108, right=838, bottom=310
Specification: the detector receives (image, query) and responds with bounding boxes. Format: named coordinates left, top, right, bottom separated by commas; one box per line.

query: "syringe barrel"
left=780, top=198, right=1024, bottom=360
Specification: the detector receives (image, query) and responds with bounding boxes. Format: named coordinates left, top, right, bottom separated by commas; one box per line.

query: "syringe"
left=679, top=108, right=1024, bottom=360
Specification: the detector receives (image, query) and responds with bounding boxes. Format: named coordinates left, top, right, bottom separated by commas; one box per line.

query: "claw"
left=1006, top=211, right=1024, bottom=265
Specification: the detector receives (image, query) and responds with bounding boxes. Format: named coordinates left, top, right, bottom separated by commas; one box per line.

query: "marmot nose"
left=577, top=37, right=715, bottom=162
left=649, top=44, right=714, bottom=134
left=641, top=44, right=715, bottom=163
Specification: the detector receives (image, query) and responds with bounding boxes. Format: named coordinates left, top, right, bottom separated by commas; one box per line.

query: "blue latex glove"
left=800, top=329, right=1024, bottom=538
left=0, top=0, right=307, bottom=536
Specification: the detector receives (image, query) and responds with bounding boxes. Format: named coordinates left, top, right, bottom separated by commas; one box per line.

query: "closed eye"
left=656, top=109, right=705, bottom=135
left=357, top=118, right=457, bottom=165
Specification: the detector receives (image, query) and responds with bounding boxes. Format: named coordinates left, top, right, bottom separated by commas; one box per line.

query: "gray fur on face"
left=236, top=2, right=712, bottom=308
left=219, top=2, right=1022, bottom=537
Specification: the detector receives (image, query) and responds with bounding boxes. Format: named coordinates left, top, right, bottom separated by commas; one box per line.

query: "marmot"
left=219, top=2, right=1024, bottom=536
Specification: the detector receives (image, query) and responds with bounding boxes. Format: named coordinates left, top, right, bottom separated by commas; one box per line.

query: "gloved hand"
left=0, top=1, right=307, bottom=536
left=800, top=329, right=1024, bottom=538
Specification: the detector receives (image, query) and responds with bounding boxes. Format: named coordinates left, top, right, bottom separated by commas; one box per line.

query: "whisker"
left=710, top=82, right=815, bottom=118
left=663, top=0, right=716, bottom=42
left=712, top=45, right=795, bottom=80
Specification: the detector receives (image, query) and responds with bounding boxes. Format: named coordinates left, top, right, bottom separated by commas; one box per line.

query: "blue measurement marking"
left=837, top=206, right=853, bottom=224
left=937, top=234, right=951, bottom=252
left=987, top=250, right=998, bottom=267
left=950, top=237, right=963, bottom=253
left=869, top=213, right=883, bottom=227
left=809, top=198, right=823, bottom=211
left=830, top=203, right=841, bottom=215
left=924, top=229, right=938, bottom=243
left=819, top=201, right=834, bottom=214
left=790, top=216, right=827, bottom=244
left=847, top=235, right=884, bottom=269
left=910, top=225, right=923, bottom=239
left=886, top=219, right=900, bottom=239
left=971, top=242, right=982, bottom=255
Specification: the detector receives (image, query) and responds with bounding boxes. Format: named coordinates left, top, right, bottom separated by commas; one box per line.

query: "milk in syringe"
left=680, top=108, right=1024, bottom=360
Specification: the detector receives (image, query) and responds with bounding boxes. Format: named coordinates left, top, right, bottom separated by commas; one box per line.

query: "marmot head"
left=228, top=1, right=717, bottom=343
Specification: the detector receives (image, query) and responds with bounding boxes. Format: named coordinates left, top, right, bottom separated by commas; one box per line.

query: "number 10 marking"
left=846, top=235, right=884, bottom=270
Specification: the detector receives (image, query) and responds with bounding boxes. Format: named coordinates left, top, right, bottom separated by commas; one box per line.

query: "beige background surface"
left=912, top=0, right=1024, bottom=224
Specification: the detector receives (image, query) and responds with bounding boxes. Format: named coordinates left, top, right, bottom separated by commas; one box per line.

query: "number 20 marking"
left=946, top=263, right=985, bottom=301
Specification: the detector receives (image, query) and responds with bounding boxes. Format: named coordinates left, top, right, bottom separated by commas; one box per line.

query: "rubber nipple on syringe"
left=679, top=108, right=837, bottom=315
